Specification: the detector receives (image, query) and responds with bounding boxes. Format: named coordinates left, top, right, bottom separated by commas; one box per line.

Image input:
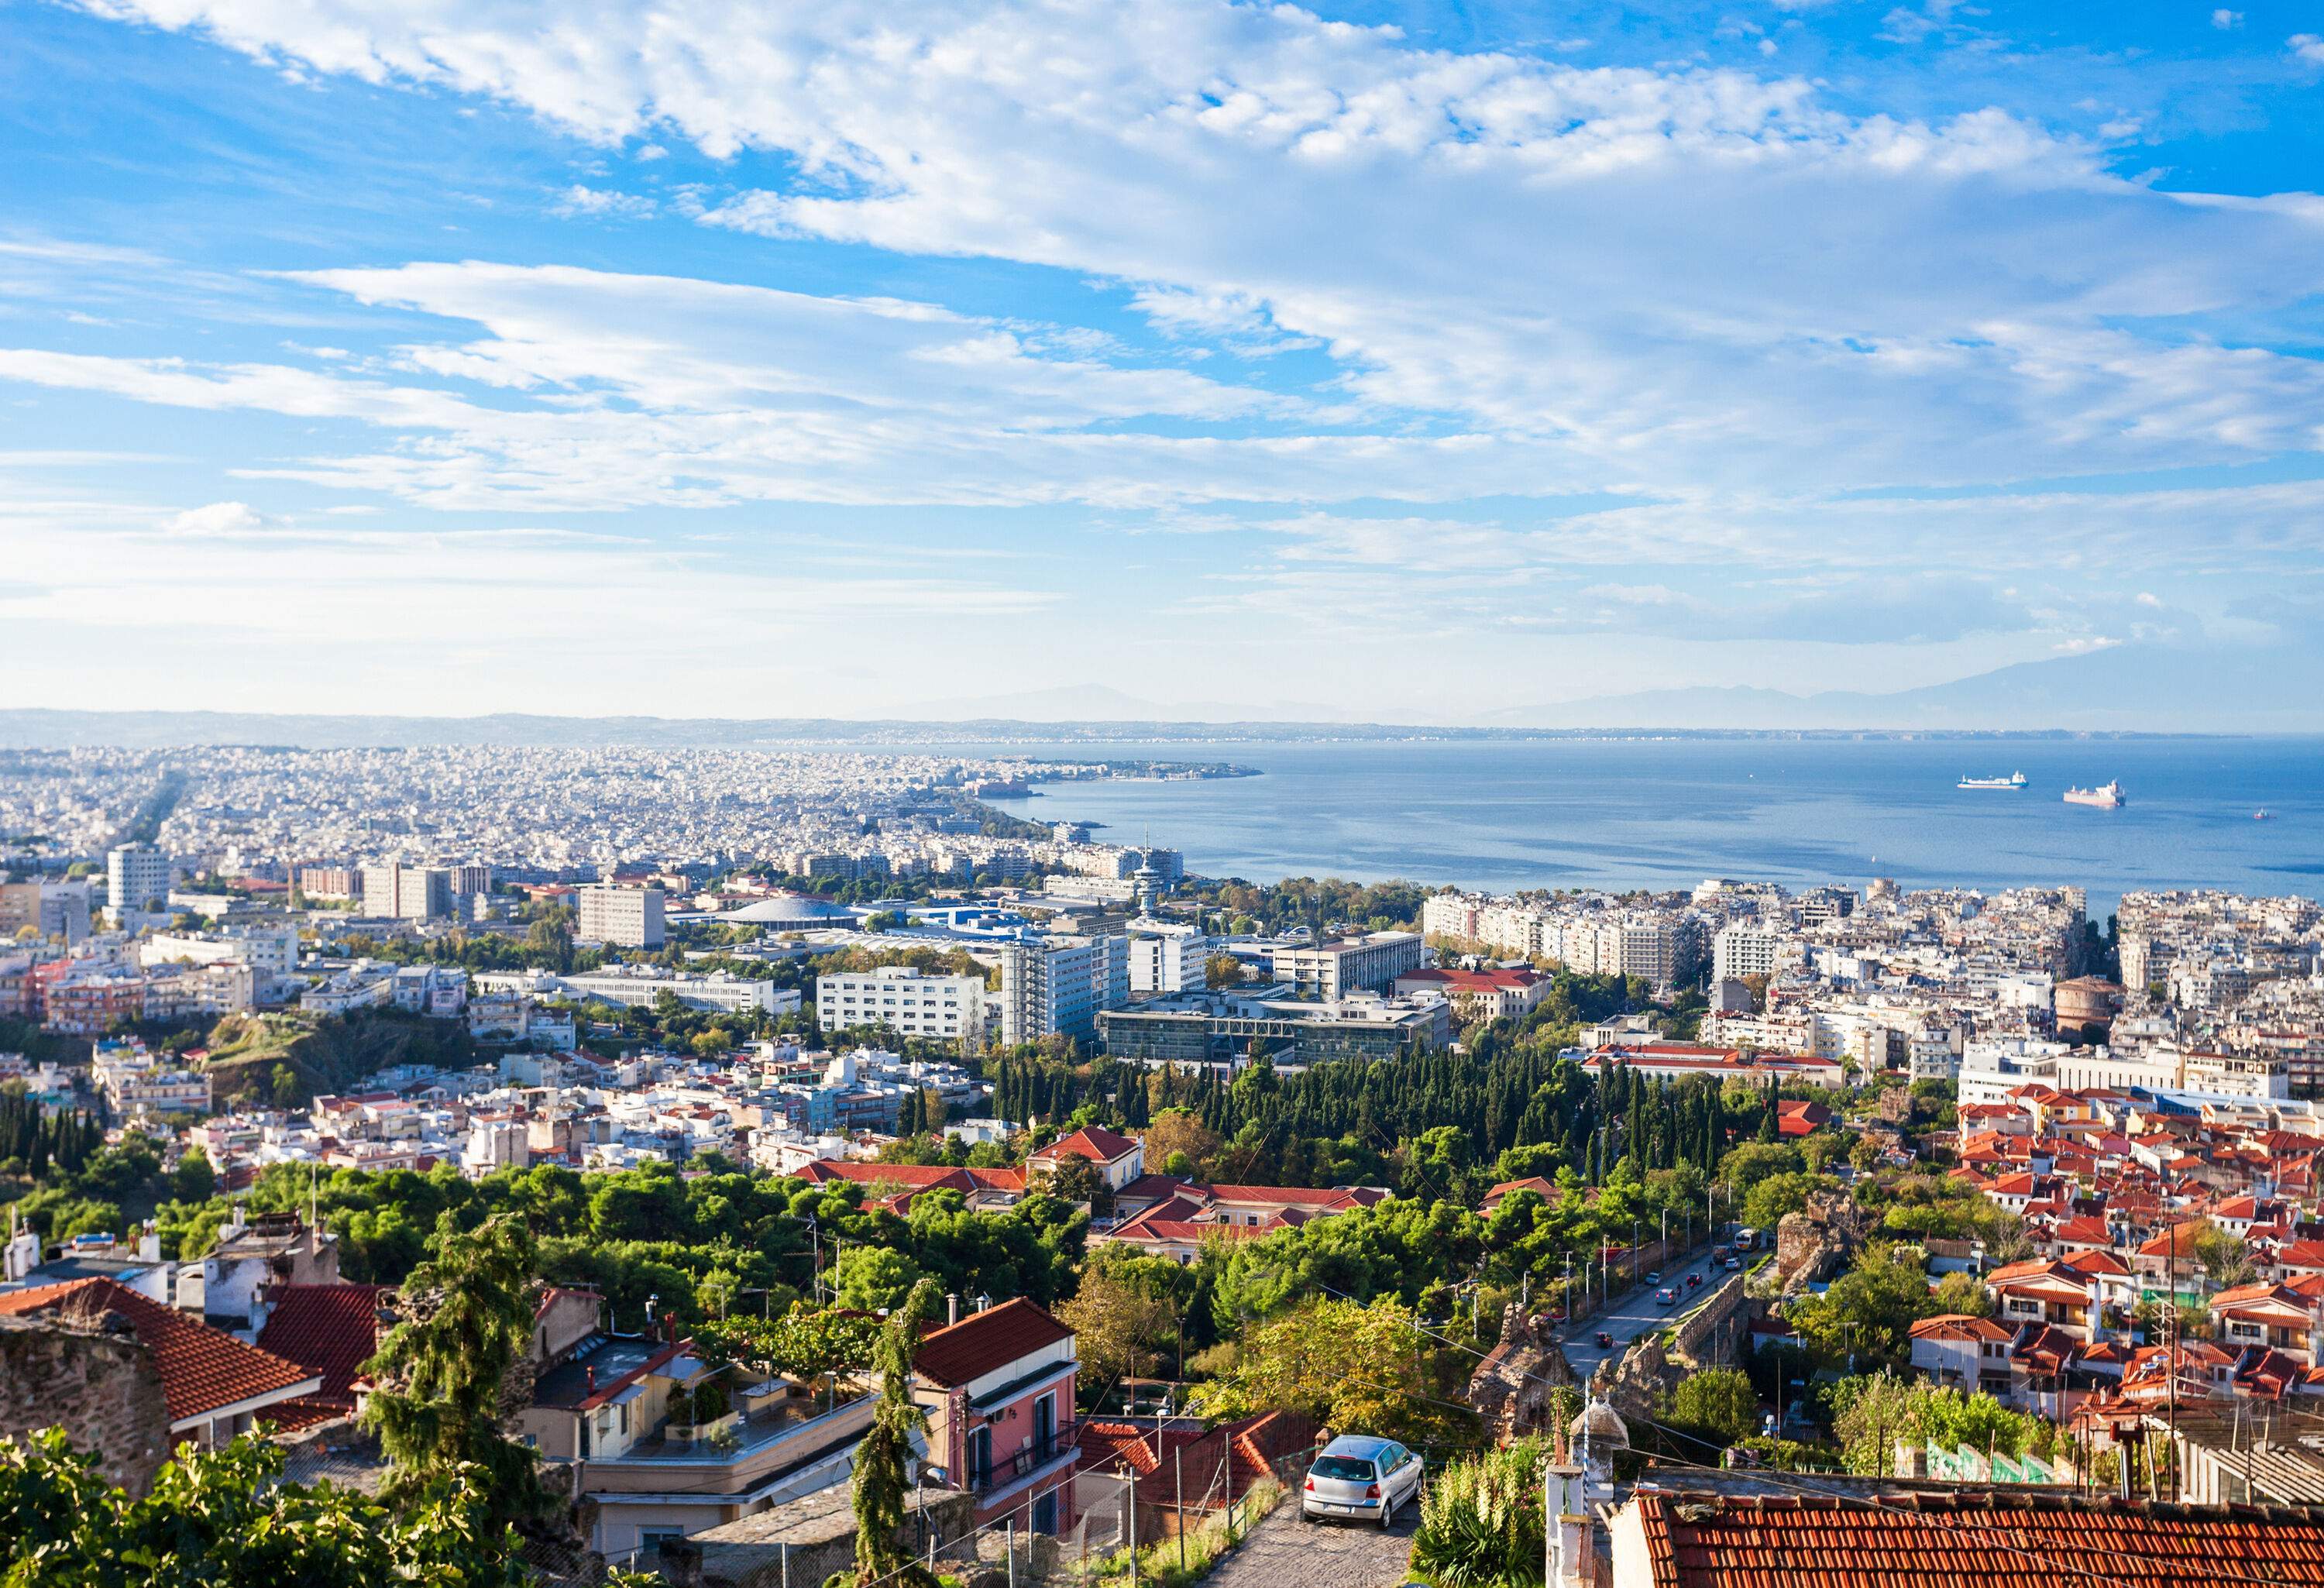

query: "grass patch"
left=1081, top=1478, right=1287, bottom=1588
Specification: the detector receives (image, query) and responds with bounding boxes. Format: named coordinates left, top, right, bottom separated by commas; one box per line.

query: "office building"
left=1099, top=988, right=1451, bottom=1071
left=816, top=965, right=985, bottom=1041
left=576, top=885, right=666, bottom=949
left=107, top=844, right=170, bottom=916
left=998, top=933, right=1129, bottom=1044
left=1269, top=931, right=1422, bottom=1000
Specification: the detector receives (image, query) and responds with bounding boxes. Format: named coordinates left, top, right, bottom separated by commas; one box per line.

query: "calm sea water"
left=954, top=737, right=2324, bottom=919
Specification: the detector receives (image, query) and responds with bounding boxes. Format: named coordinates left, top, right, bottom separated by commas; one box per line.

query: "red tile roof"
left=1036, top=1126, right=1140, bottom=1165
left=254, top=1283, right=387, bottom=1406
left=914, top=1297, right=1074, bottom=1389
left=793, top=1160, right=1028, bottom=1193
left=0, top=1277, right=320, bottom=1425
left=1630, top=1489, right=2324, bottom=1588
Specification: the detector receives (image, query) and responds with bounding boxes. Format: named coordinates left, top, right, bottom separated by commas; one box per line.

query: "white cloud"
left=21, top=0, right=2324, bottom=584
left=553, top=184, right=657, bottom=218
left=2293, top=33, right=2324, bottom=63
left=160, top=500, right=275, bottom=537
left=2211, top=10, right=2243, bottom=29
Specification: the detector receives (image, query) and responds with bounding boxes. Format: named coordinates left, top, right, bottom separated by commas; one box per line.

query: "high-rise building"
left=1128, top=920, right=1212, bottom=995
left=361, top=864, right=452, bottom=920
left=576, top=885, right=666, bottom=948
left=106, top=844, right=170, bottom=916
left=998, top=933, right=1130, bottom=1045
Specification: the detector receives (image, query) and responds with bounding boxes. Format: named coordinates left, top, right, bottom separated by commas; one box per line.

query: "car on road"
left=1655, top=1287, right=1679, bottom=1306
left=1594, top=1329, right=1615, bottom=1348
left=1723, top=1256, right=1742, bottom=1271
left=1686, top=1272, right=1701, bottom=1288
left=1644, top=1271, right=1662, bottom=1286
left=1302, top=1435, right=1425, bottom=1528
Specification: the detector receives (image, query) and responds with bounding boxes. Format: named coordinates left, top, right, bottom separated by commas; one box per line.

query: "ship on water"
left=2063, top=781, right=2125, bottom=809
left=1957, top=772, right=2028, bottom=789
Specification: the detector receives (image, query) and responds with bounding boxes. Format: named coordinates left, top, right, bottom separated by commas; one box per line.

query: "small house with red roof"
left=1028, top=1126, right=1144, bottom=1193
left=914, top=1296, right=1079, bottom=1536
left=1392, top=966, right=1549, bottom=1021
left=1907, top=1313, right=2015, bottom=1398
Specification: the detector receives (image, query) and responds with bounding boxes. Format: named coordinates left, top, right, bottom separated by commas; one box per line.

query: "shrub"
left=1409, top=1436, right=1550, bottom=1588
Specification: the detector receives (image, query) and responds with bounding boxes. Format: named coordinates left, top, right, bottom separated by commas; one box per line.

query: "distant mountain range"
left=3, top=644, right=2315, bottom=747
left=1484, top=643, right=2323, bottom=732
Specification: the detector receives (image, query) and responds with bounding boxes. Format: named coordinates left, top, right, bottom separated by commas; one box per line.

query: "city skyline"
left=6, top=1, right=2324, bottom=723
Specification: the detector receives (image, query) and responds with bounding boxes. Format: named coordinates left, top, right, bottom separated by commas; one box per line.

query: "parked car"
left=1655, top=1287, right=1678, bottom=1306
left=1594, top=1329, right=1615, bottom=1348
left=1302, top=1435, right=1425, bottom=1528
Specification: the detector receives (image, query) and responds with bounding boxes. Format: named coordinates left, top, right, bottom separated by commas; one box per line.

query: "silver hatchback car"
left=1301, top=1434, right=1425, bottom=1528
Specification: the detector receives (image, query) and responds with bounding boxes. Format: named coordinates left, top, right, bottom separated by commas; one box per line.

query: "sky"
left=2, top=0, right=2322, bottom=724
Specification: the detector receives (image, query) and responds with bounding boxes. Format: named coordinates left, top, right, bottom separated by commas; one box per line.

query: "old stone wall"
left=1668, top=1274, right=1752, bottom=1368
left=0, top=1311, right=173, bottom=1496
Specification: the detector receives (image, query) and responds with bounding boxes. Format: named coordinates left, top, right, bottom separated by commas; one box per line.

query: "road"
left=1558, top=1237, right=1738, bottom=1383
left=1208, top=1495, right=1418, bottom=1588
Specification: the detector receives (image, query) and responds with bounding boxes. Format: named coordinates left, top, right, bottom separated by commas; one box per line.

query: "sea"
left=948, top=736, right=2324, bottom=919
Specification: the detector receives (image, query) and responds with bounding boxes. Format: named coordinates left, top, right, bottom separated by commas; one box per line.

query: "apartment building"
left=1269, top=930, right=1422, bottom=999
left=914, top=1298, right=1080, bottom=1536
left=816, top=965, right=985, bottom=1041
left=1711, top=926, right=1783, bottom=982
left=577, top=885, right=667, bottom=949
left=361, top=863, right=452, bottom=921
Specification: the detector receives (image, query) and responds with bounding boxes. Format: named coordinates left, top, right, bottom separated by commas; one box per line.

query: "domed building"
left=723, top=892, right=857, bottom=929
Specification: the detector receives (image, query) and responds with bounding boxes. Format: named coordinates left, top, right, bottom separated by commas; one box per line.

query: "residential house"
left=1027, top=1126, right=1144, bottom=1194
left=1907, top=1314, right=2015, bottom=1398
left=913, top=1297, right=1079, bottom=1536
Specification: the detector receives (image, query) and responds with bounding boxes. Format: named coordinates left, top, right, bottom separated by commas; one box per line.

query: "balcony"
left=971, top=1421, right=1078, bottom=1494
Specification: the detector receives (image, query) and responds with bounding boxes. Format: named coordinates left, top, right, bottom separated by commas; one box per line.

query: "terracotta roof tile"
left=914, top=1297, right=1073, bottom=1390
left=1632, top=1489, right=2324, bottom=1588
left=254, top=1283, right=387, bottom=1407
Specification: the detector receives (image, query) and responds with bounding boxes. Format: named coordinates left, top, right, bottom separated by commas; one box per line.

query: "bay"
left=954, top=735, right=2324, bottom=919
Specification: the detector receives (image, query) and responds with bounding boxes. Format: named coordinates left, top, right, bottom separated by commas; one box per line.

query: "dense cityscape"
left=6, top=740, right=2324, bottom=1586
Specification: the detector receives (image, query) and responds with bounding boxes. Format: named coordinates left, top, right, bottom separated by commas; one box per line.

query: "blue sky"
left=3, top=0, right=2322, bottom=722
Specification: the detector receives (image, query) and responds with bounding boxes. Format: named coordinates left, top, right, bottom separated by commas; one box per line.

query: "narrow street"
left=1559, top=1237, right=1738, bottom=1383
left=1205, top=1498, right=1418, bottom=1588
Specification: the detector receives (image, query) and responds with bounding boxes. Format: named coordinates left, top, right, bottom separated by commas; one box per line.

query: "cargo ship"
left=1957, top=772, right=2028, bottom=789
left=2063, top=781, right=2125, bottom=809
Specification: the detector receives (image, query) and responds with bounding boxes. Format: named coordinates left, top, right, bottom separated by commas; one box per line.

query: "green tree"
left=1191, top=1295, right=1477, bottom=1450
left=0, top=1427, right=576, bottom=1587
left=1664, top=1367, right=1759, bottom=1449
left=830, top=1245, right=927, bottom=1312
left=1057, top=1259, right=1181, bottom=1397
left=362, top=1212, right=552, bottom=1530
left=847, top=1279, right=941, bottom=1588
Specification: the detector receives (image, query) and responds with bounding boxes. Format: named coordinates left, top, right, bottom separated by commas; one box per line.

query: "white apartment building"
left=1270, top=931, right=1424, bottom=1000
left=1129, top=920, right=1213, bottom=995
left=998, top=933, right=1130, bottom=1045
left=576, top=885, right=666, bottom=949
left=1552, top=921, right=1676, bottom=986
left=562, top=964, right=796, bottom=1015
left=1420, top=893, right=1483, bottom=944
left=817, top=965, right=985, bottom=1041
left=1712, top=926, right=1783, bottom=983
left=139, top=925, right=299, bottom=996
left=106, top=844, right=171, bottom=916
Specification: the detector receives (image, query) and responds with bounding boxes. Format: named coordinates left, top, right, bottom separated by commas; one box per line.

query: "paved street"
left=1559, top=1236, right=1738, bottom=1383
left=1208, top=1497, right=1418, bottom=1588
